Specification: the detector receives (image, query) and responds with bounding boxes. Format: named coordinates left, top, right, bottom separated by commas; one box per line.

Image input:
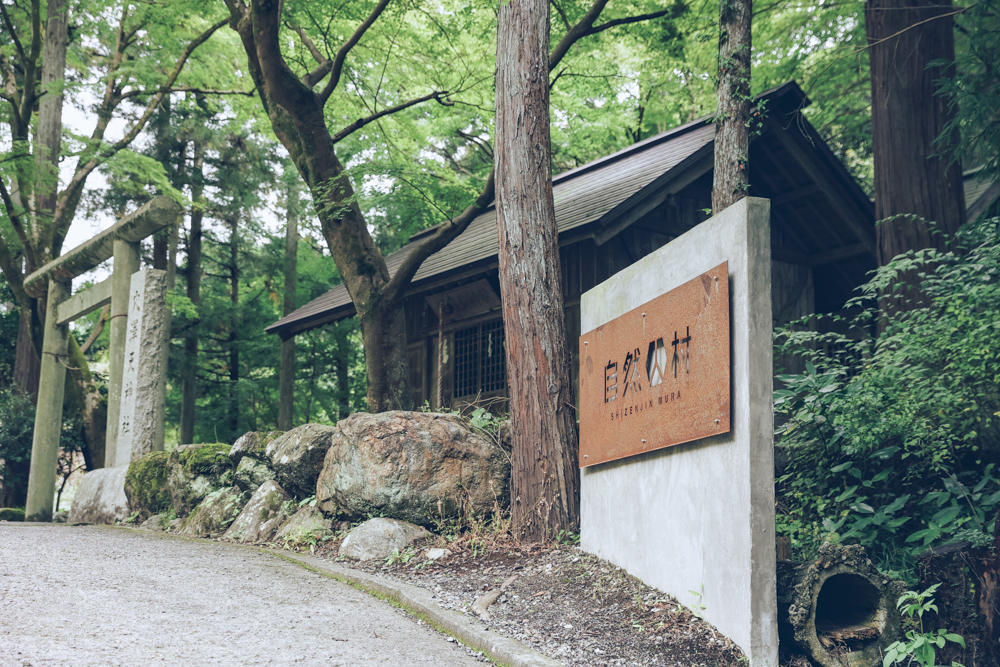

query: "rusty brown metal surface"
left=578, top=262, right=730, bottom=467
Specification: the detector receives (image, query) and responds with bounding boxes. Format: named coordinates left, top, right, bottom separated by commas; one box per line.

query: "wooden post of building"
left=105, top=238, right=140, bottom=467
left=24, top=279, right=71, bottom=521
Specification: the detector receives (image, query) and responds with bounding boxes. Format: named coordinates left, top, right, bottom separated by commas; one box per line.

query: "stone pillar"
left=115, top=268, right=168, bottom=466
left=24, top=279, right=71, bottom=522
left=105, top=239, right=140, bottom=467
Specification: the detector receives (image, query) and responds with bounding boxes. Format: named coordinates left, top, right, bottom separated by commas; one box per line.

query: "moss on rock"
left=125, top=451, right=171, bottom=521
left=178, top=443, right=231, bottom=476
left=181, top=487, right=249, bottom=537
left=167, top=443, right=235, bottom=517
left=0, top=507, right=25, bottom=521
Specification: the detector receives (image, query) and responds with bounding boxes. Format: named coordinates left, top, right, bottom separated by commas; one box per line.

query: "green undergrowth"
left=774, top=214, right=1000, bottom=579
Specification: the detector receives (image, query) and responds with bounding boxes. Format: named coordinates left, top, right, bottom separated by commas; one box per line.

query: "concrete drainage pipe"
left=777, top=543, right=907, bottom=667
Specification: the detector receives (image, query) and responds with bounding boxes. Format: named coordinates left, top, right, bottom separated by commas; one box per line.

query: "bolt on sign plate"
left=578, top=262, right=730, bottom=467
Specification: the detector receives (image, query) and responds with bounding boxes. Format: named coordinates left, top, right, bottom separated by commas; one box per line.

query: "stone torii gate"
left=23, top=196, right=181, bottom=522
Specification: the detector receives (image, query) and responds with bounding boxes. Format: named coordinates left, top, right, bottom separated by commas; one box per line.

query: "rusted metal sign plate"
left=579, top=262, right=730, bottom=467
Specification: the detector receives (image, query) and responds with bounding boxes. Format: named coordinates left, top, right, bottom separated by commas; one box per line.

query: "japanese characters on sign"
left=578, top=262, right=730, bottom=467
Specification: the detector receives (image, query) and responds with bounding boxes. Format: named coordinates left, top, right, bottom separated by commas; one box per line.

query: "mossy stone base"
left=125, top=451, right=171, bottom=521
left=0, top=507, right=25, bottom=521
left=167, top=443, right=233, bottom=516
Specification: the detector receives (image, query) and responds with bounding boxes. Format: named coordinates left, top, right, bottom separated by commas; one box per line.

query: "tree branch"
left=586, top=8, right=673, bottom=36
left=0, top=229, right=31, bottom=314
left=385, top=0, right=643, bottom=303
left=80, top=305, right=109, bottom=355
left=119, top=85, right=256, bottom=99
left=549, top=0, right=610, bottom=71
left=551, top=0, right=572, bottom=31
left=17, top=0, right=43, bottom=140
left=289, top=23, right=333, bottom=88
left=318, top=0, right=393, bottom=105
left=331, top=91, right=450, bottom=143
left=0, top=175, right=35, bottom=270
left=0, top=2, right=27, bottom=70
left=50, top=18, right=229, bottom=247
left=383, top=168, right=495, bottom=304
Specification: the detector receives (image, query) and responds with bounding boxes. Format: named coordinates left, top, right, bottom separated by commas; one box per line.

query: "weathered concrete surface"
left=116, top=267, right=168, bottom=464
left=105, top=238, right=140, bottom=466
left=274, top=549, right=565, bottom=667
left=24, top=279, right=70, bottom=522
left=0, top=524, right=487, bottom=666
left=68, top=466, right=129, bottom=525
left=339, top=518, right=431, bottom=561
left=316, top=411, right=509, bottom=524
left=22, top=196, right=182, bottom=297
left=579, top=197, right=777, bottom=666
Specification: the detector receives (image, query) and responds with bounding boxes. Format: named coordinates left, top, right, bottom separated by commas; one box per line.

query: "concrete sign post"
left=104, top=238, right=140, bottom=466
left=578, top=197, right=776, bottom=666
left=114, top=268, right=168, bottom=466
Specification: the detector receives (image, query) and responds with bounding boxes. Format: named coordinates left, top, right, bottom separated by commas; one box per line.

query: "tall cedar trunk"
left=278, top=183, right=298, bottom=430
left=711, top=0, right=752, bottom=213
left=495, top=0, right=580, bottom=540
left=12, top=0, right=67, bottom=403
left=179, top=140, right=205, bottom=444
left=13, top=313, right=40, bottom=401
left=333, top=324, right=351, bottom=419
left=866, top=0, right=966, bottom=269
left=35, top=0, right=67, bottom=219
left=228, top=216, right=240, bottom=441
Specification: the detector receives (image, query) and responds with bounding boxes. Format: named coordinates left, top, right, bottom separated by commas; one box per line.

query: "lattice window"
left=453, top=320, right=507, bottom=398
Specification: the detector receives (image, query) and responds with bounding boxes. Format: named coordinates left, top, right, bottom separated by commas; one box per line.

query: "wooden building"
left=266, top=82, right=879, bottom=409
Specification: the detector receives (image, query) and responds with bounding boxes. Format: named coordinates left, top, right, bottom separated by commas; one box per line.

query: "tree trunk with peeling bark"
left=278, top=181, right=299, bottom=430
left=711, top=0, right=752, bottom=213
left=866, top=0, right=966, bottom=267
left=180, top=139, right=205, bottom=445
left=495, top=0, right=580, bottom=541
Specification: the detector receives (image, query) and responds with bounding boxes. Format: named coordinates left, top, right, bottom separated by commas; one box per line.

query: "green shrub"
left=0, top=389, right=35, bottom=501
left=774, top=215, right=1000, bottom=575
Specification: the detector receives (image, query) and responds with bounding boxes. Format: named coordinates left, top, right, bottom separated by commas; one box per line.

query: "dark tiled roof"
left=267, top=119, right=715, bottom=335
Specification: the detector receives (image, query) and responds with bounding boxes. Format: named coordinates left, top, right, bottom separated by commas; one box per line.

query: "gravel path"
left=0, top=525, right=486, bottom=667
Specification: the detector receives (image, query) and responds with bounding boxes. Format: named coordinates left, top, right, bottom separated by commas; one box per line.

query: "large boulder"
left=316, top=411, right=510, bottom=525
left=124, top=451, right=171, bottom=521
left=339, top=517, right=431, bottom=561
left=234, top=456, right=275, bottom=494
left=181, top=487, right=248, bottom=537
left=229, top=430, right=283, bottom=467
left=265, top=424, right=337, bottom=499
left=166, top=443, right=233, bottom=516
left=222, top=480, right=292, bottom=543
left=274, top=505, right=333, bottom=544
left=69, top=466, right=129, bottom=524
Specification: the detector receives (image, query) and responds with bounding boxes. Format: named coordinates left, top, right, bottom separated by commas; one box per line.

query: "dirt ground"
left=302, top=535, right=748, bottom=667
